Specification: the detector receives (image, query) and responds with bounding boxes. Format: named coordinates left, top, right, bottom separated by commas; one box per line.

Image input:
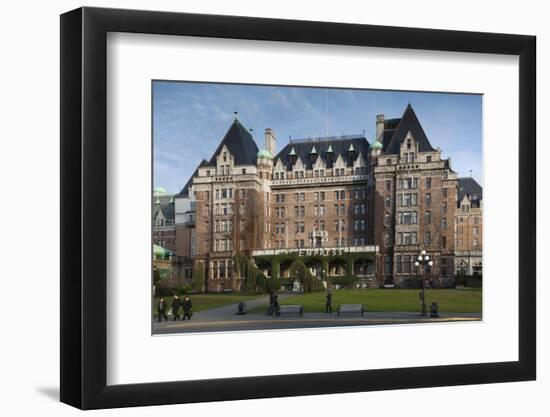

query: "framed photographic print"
left=60, top=6, right=536, bottom=410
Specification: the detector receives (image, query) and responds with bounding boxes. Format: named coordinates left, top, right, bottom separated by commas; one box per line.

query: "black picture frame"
left=60, top=6, right=536, bottom=410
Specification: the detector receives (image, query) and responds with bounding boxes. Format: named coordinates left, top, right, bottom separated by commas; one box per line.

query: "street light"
left=415, top=249, right=434, bottom=316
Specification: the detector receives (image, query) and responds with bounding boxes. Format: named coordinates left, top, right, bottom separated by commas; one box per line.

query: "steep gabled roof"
left=177, top=159, right=208, bottom=197
left=207, top=118, right=259, bottom=167
left=154, top=202, right=175, bottom=221
left=383, top=104, right=435, bottom=154
left=274, top=135, right=369, bottom=170
left=457, top=177, right=483, bottom=208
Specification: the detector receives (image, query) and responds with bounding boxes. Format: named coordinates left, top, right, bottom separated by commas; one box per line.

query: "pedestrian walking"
left=171, top=295, right=181, bottom=320
left=157, top=297, right=168, bottom=322
left=182, top=295, right=193, bottom=320
left=325, top=290, right=333, bottom=314
left=273, top=293, right=280, bottom=316
left=267, top=292, right=275, bottom=316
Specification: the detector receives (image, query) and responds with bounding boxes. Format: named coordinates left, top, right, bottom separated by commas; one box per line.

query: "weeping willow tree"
left=233, top=253, right=277, bottom=294
left=192, top=262, right=205, bottom=293
left=289, top=260, right=325, bottom=293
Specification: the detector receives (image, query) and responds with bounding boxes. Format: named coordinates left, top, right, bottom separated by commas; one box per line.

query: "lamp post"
left=415, top=249, right=433, bottom=316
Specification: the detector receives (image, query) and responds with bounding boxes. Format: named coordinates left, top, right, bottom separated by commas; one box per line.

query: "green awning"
left=153, top=244, right=174, bottom=258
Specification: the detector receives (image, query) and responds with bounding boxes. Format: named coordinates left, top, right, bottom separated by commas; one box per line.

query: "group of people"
left=157, top=295, right=193, bottom=322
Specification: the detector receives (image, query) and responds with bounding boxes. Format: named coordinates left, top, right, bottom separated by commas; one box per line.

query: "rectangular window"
left=385, top=180, right=392, bottom=191
left=396, top=255, right=402, bottom=273
left=473, top=226, right=479, bottom=235
left=443, top=188, right=448, bottom=198
left=426, top=178, right=432, bottom=188
left=425, top=193, right=432, bottom=206
left=442, top=236, right=447, bottom=248
left=424, top=231, right=431, bottom=245
left=320, top=191, right=325, bottom=201
left=403, top=255, right=411, bottom=273
left=473, top=238, right=479, bottom=247
left=442, top=218, right=447, bottom=229
left=385, top=196, right=391, bottom=208
left=442, top=202, right=447, bottom=214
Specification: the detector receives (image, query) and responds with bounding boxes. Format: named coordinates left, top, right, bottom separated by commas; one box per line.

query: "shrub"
left=328, top=275, right=359, bottom=288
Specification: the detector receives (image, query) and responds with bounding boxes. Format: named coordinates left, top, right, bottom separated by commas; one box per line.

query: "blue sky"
left=153, top=81, right=482, bottom=194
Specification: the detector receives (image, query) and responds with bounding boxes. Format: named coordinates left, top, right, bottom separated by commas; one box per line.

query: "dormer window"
left=223, top=152, right=227, bottom=162
left=407, top=139, right=412, bottom=149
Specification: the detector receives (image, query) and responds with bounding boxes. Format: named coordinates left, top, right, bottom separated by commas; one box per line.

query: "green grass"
left=153, top=294, right=260, bottom=315
left=255, top=288, right=482, bottom=314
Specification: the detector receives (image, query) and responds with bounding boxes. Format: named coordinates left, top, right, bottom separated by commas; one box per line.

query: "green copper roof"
left=257, top=149, right=272, bottom=158
left=348, top=143, right=355, bottom=152
left=289, top=147, right=296, bottom=156
left=370, top=140, right=383, bottom=149
left=326, top=145, right=333, bottom=153
left=154, top=187, right=168, bottom=195
left=310, top=145, right=317, bottom=154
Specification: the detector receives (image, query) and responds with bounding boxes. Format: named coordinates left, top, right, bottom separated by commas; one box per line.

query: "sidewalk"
left=153, top=308, right=482, bottom=334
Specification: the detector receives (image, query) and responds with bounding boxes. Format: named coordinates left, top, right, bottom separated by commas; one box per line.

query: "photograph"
left=151, top=81, right=483, bottom=334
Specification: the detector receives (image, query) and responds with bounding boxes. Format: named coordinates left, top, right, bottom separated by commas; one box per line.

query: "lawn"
left=153, top=293, right=261, bottom=316
left=263, top=288, right=482, bottom=314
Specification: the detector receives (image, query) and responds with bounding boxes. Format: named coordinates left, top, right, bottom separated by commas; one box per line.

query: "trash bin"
left=237, top=302, right=247, bottom=315
left=430, top=302, right=439, bottom=318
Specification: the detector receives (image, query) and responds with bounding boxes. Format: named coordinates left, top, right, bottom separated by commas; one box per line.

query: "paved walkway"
left=153, top=295, right=482, bottom=334
left=188, top=293, right=297, bottom=321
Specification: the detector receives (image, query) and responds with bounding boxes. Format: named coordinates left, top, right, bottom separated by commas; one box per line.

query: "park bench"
left=337, top=304, right=365, bottom=316
left=277, top=305, right=304, bottom=316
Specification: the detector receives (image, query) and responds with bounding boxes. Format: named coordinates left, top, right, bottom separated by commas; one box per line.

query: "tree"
left=289, top=260, right=324, bottom=293
left=233, top=252, right=277, bottom=294
left=192, top=262, right=205, bottom=293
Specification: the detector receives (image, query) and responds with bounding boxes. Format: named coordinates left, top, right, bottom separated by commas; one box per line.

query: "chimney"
left=265, top=128, right=276, bottom=156
left=376, top=114, right=385, bottom=142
